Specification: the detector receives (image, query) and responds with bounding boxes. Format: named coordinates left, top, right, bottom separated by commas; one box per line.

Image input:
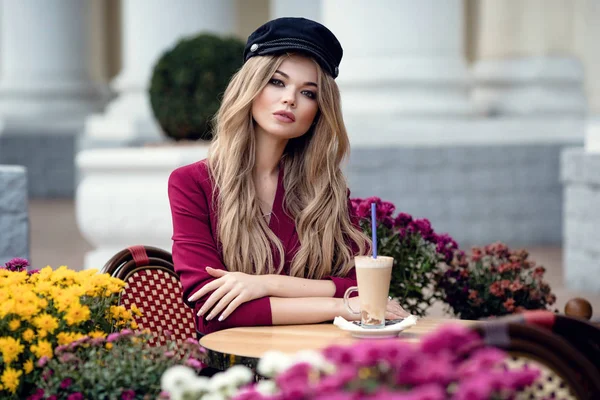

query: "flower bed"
left=162, top=324, right=540, bottom=400
left=434, top=242, right=557, bottom=319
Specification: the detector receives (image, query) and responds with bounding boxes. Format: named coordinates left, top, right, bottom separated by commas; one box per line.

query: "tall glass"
left=343, top=256, right=393, bottom=329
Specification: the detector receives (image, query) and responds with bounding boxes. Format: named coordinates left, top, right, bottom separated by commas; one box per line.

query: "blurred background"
left=0, top=0, right=599, bottom=314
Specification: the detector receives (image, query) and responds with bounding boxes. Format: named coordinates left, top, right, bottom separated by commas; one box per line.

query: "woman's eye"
left=302, top=90, right=316, bottom=99
left=269, top=78, right=284, bottom=86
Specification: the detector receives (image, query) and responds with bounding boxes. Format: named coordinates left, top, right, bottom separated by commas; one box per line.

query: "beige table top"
left=200, top=318, right=475, bottom=364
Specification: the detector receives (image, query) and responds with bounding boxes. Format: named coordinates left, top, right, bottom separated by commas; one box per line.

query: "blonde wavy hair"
left=208, top=54, right=370, bottom=279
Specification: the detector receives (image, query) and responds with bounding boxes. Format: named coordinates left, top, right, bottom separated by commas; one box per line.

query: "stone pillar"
left=0, top=0, right=107, bottom=198
left=270, top=0, right=321, bottom=22
left=0, top=0, right=105, bottom=124
left=0, top=166, right=28, bottom=265
left=322, top=0, right=473, bottom=144
left=83, top=0, right=236, bottom=147
left=473, top=0, right=586, bottom=118
left=577, top=0, right=600, bottom=152
left=561, top=0, right=600, bottom=293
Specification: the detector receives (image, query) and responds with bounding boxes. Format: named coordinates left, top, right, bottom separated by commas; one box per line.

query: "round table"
left=200, top=318, right=474, bottom=370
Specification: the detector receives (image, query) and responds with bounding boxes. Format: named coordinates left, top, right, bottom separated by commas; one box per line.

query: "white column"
left=83, top=0, right=235, bottom=145
left=270, top=0, right=321, bottom=22
left=322, top=0, right=473, bottom=145
left=0, top=0, right=105, bottom=125
left=473, top=0, right=586, bottom=118
left=577, top=0, right=600, bottom=152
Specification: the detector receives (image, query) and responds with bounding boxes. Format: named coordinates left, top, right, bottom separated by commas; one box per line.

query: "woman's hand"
left=188, top=267, right=269, bottom=321
left=342, top=296, right=410, bottom=321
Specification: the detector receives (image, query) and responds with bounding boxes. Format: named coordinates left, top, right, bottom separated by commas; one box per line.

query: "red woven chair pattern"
left=120, top=267, right=197, bottom=346
left=102, top=246, right=197, bottom=346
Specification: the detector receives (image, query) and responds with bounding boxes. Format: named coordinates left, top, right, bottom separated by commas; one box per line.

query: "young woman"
left=168, top=17, right=408, bottom=336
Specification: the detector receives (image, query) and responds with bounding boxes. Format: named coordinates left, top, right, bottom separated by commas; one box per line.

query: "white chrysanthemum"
left=257, top=351, right=293, bottom=378
left=200, top=392, right=227, bottom=400
left=207, top=371, right=234, bottom=392
left=224, top=365, right=254, bottom=386
left=293, top=350, right=334, bottom=371
left=161, top=365, right=198, bottom=400
left=185, top=376, right=211, bottom=394
left=256, top=380, right=278, bottom=396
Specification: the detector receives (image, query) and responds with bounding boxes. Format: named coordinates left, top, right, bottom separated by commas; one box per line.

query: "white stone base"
left=76, top=145, right=209, bottom=270
left=344, top=116, right=585, bottom=147
left=472, top=56, right=586, bottom=116
left=585, top=117, right=600, bottom=153
left=83, top=91, right=163, bottom=146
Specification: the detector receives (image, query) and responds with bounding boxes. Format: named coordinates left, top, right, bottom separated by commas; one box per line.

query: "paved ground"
left=29, top=199, right=600, bottom=319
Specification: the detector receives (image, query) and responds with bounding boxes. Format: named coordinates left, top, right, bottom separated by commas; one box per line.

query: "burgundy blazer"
left=168, top=160, right=359, bottom=334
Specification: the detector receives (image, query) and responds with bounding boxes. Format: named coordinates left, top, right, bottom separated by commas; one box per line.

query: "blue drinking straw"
left=371, top=202, right=377, bottom=258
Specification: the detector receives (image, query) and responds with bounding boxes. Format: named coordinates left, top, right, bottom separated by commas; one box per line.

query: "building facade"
left=0, top=0, right=599, bottom=286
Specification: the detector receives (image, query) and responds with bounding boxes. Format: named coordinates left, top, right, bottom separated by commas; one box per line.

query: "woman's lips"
left=273, top=114, right=295, bottom=123
left=273, top=110, right=295, bottom=122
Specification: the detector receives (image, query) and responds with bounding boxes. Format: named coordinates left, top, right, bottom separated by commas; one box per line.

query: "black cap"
left=243, top=17, right=343, bottom=79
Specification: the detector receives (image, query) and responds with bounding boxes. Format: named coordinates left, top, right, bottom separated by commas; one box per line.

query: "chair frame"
left=102, top=245, right=175, bottom=279
left=102, top=245, right=199, bottom=341
left=476, top=321, right=600, bottom=399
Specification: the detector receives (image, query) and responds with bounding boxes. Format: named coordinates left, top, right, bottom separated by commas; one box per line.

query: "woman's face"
left=252, top=55, right=319, bottom=141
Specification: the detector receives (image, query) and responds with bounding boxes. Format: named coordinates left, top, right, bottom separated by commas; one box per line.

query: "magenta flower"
left=457, top=348, right=506, bottom=377
left=67, top=393, right=84, bottom=400
left=60, top=378, right=73, bottom=389
left=393, top=212, right=413, bottom=229
left=275, top=362, right=312, bottom=397
left=121, top=389, right=136, bottom=400
left=26, top=389, right=45, bottom=400
left=315, top=366, right=356, bottom=392
left=107, top=332, right=121, bottom=342
left=322, top=345, right=354, bottom=365
left=373, top=384, right=446, bottom=400
left=185, top=357, right=204, bottom=369
left=37, top=356, right=50, bottom=368
left=3, top=257, right=29, bottom=271
left=419, top=324, right=481, bottom=356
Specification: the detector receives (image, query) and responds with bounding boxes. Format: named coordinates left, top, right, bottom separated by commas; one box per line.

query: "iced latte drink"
left=343, top=256, right=394, bottom=329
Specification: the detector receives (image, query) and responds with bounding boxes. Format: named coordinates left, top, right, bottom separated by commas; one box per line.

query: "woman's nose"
left=282, top=89, right=296, bottom=107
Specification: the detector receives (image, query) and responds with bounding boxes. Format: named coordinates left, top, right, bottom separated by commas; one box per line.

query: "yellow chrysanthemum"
left=129, top=304, right=143, bottom=317
left=22, top=329, right=35, bottom=342
left=0, top=367, right=22, bottom=394
left=0, top=337, right=24, bottom=364
left=37, top=329, right=48, bottom=339
left=13, top=298, right=40, bottom=319
left=1, top=271, right=28, bottom=287
left=8, top=319, right=21, bottom=331
left=23, top=359, right=34, bottom=374
left=53, top=294, right=77, bottom=313
left=0, top=299, right=16, bottom=318
left=105, top=343, right=113, bottom=350
left=57, top=331, right=86, bottom=345
left=88, top=331, right=107, bottom=339
left=30, top=340, right=53, bottom=359
left=32, top=313, right=60, bottom=334
left=64, top=304, right=91, bottom=326
left=32, top=279, right=54, bottom=295
left=130, top=321, right=139, bottom=329
left=0, top=290, right=9, bottom=304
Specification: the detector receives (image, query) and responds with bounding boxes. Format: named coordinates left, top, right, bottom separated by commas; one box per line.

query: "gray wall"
left=347, top=143, right=568, bottom=247
left=561, top=148, right=600, bottom=292
left=0, top=165, right=29, bottom=264
left=0, top=126, right=77, bottom=198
